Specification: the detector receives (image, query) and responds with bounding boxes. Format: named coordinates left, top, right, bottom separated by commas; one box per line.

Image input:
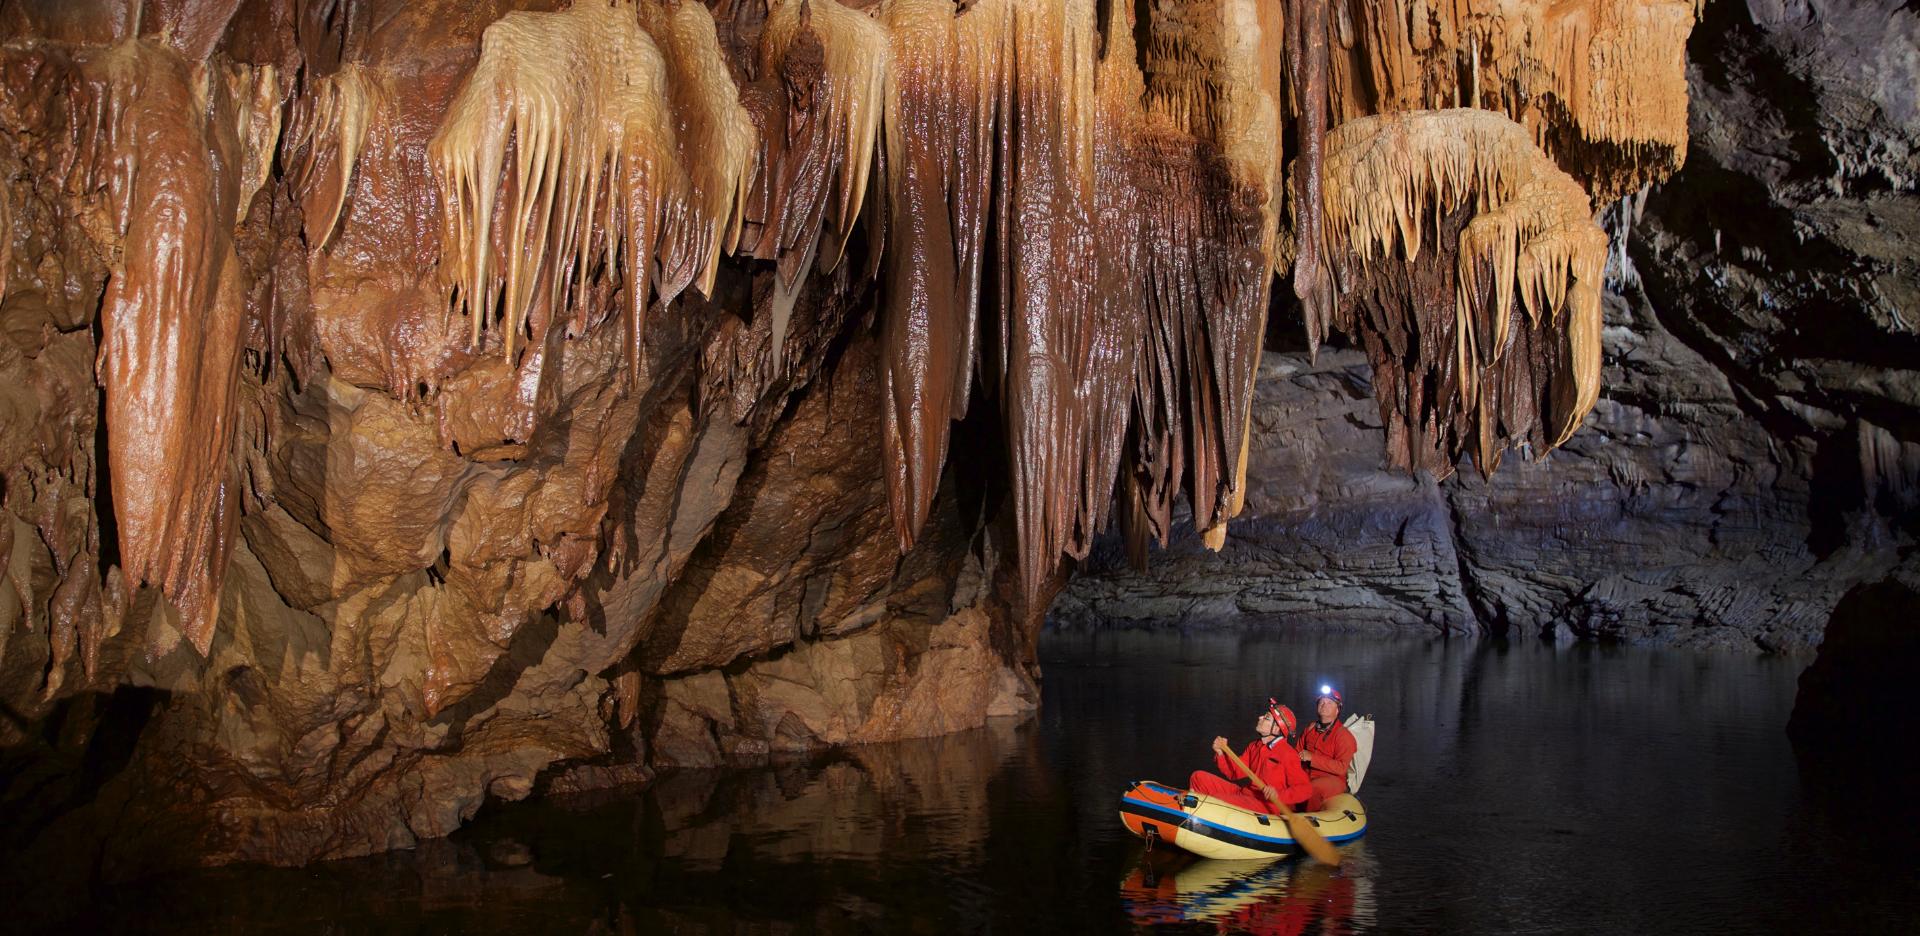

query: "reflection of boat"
left=1121, top=854, right=1360, bottom=933
left=1119, top=782, right=1368, bottom=860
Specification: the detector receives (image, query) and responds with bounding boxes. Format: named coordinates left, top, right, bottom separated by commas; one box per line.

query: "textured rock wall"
left=0, top=0, right=1041, bottom=876
left=0, top=0, right=1693, bottom=877
left=1060, top=0, right=1920, bottom=650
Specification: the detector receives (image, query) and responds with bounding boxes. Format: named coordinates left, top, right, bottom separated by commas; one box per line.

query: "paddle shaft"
left=1220, top=744, right=1343, bottom=866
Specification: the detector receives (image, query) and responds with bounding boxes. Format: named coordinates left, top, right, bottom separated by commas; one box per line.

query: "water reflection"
left=1122, top=848, right=1377, bottom=934
left=23, top=630, right=1920, bottom=933
left=649, top=718, right=1035, bottom=869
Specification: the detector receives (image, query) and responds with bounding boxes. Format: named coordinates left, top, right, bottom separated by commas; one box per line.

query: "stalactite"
left=859, top=0, right=1288, bottom=594
left=430, top=0, right=707, bottom=371
left=1331, top=0, right=1694, bottom=200
left=1077, top=2, right=1151, bottom=556
left=638, top=0, right=756, bottom=300
left=1113, top=0, right=1281, bottom=557
left=994, top=0, right=1101, bottom=600
left=732, top=0, right=889, bottom=369
left=226, top=63, right=283, bottom=225
left=63, top=41, right=253, bottom=654
left=406, top=0, right=1679, bottom=608
left=285, top=62, right=376, bottom=254
left=1289, top=0, right=1335, bottom=349
left=1319, top=108, right=1607, bottom=477
left=877, top=0, right=1007, bottom=549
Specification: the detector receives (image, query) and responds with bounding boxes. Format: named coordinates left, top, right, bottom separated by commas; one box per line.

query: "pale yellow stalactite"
left=431, top=0, right=707, bottom=369
left=226, top=63, right=282, bottom=225
left=1337, top=0, right=1692, bottom=199
left=638, top=0, right=756, bottom=298
left=289, top=63, right=377, bottom=253
left=760, top=0, right=890, bottom=275
left=1322, top=108, right=1608, bottom=465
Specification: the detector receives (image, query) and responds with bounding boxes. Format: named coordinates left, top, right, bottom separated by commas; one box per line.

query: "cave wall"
left=0, top=0, right=1696, bottom=877
left=1060, top=0, right=1920, bottom=649
left=0, top=0, right=1047, bottom=876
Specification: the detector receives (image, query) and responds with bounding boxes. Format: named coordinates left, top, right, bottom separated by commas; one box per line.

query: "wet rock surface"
left=0, top=0, right=1051, bottom=875
left=0, top=0, right=1902, bottom=883
left=1061, top=0, right=1920, bottom=652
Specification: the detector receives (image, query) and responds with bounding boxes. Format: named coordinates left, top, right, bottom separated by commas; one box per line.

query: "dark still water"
left=56, top=631, right=1920, bottom=933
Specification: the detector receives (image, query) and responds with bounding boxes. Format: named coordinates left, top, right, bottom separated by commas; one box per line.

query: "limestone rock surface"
left=1060, top=0, right=1920, bottom=651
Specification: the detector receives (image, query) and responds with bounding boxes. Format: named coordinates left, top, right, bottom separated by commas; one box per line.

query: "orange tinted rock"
left=0, top=0, right=1695, bottom=875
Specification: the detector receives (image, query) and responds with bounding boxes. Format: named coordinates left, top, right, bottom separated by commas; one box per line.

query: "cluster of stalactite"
left=424, top=0, right=1291, bottom=601
left=431, top=1, right=753, bottom=370
left=1312, top=109, right=1607, bottom=477
left=1322, top=0, right=1695, bottom=202
left=0, top=0, right=1692, bottom=661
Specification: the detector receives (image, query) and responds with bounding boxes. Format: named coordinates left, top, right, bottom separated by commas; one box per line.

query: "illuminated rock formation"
left=1065, top=0, right=1920, bottom=655
left=0, top=0, right=1699, bottom=873
left=1315, top=108, right=1607, bottom=476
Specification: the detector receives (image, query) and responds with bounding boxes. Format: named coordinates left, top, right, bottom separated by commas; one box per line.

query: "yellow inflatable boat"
left=1119, top=781, right=1368, bottom=860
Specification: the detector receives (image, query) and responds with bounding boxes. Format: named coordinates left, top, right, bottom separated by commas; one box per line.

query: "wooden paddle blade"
left=1222, top=744, right=1344, bottom=866
left=1284, top=813, right=1343, bottom=867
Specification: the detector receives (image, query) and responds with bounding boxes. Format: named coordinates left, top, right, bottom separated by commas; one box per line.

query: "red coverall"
left=1188, top=737, right=1313, bottom=813
left=1298, top=719, right=1358, bottom=811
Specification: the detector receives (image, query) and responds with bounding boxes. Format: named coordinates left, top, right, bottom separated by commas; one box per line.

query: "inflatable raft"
left=1119, top=783, right=1367, bottom=860
left=1118, top=714, right=1375, bottom=861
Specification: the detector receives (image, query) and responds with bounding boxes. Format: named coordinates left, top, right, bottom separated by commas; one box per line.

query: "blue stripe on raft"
left=1122, top=792, right=1369, bottom=846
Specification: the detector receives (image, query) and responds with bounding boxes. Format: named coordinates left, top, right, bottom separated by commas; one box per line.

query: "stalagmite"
left=1318, top=108, right=1608, bottom=476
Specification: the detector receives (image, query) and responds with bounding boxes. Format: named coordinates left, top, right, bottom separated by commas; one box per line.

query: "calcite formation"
left=0, top=0, right=1692, bottom=872
left=1065, top=0, right=1920, bottom=657
left=1315, top=109, right=1607, bottom=476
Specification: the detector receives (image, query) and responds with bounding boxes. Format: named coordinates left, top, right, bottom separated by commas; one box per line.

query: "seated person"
left=1188, top=699, right=1313, bottom=813
left=1297, top=685, right=1358, bottom=811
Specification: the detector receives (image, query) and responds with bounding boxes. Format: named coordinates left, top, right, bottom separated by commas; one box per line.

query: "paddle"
left=1219, top=745, right=1343, bottom=867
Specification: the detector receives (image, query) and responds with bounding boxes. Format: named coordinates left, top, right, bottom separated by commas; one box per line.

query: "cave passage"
left=2, top=0, right=1916, bottom=908
left=18, top=631, right=1919, bottom=933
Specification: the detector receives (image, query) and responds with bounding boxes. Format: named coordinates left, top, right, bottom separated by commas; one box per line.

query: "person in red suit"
left=1188, top=700, right=1314, bottom=813
left=1297, top=686, right=1358, bottom=811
